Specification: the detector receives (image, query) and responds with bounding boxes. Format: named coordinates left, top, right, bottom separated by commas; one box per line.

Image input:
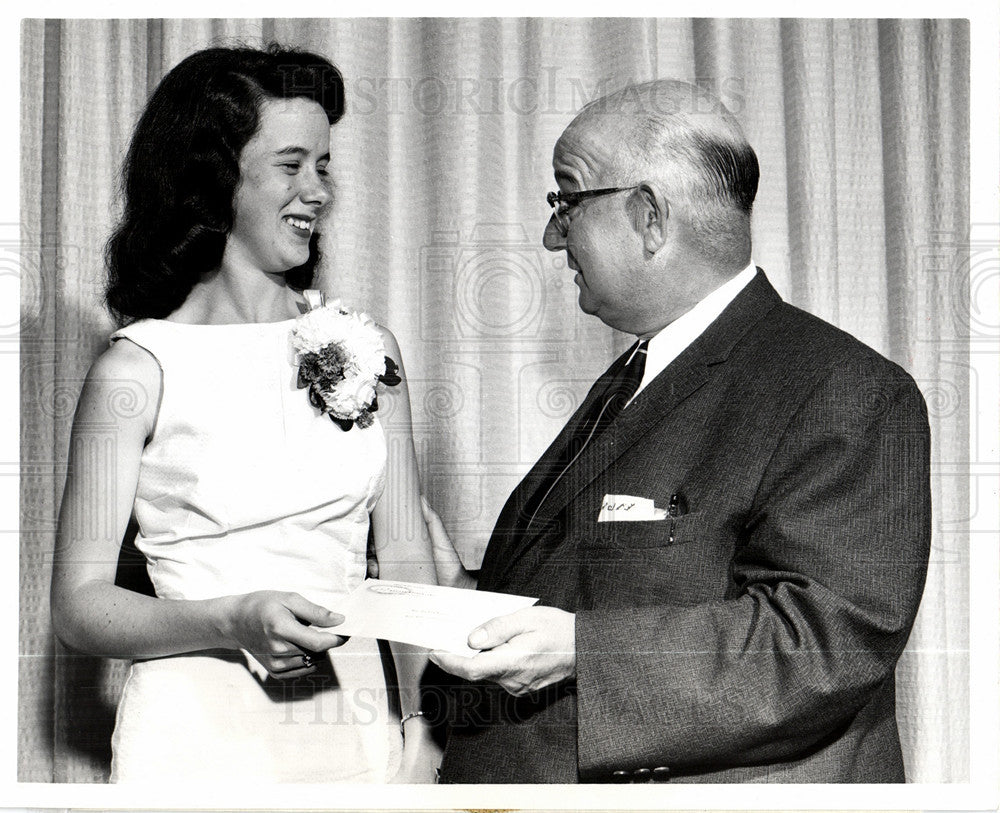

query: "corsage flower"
left=291, top=300, right=401, bottom=430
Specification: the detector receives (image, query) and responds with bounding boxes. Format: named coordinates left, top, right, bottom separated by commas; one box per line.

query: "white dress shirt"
left=629, top=262, right=758, bottom=403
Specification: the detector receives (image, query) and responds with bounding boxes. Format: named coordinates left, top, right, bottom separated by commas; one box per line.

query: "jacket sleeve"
left=573, top=362, right=931, bottom=778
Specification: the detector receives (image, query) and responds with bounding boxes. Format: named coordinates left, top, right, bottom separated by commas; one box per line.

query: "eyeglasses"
left=546, top=186, right=638, bottom=236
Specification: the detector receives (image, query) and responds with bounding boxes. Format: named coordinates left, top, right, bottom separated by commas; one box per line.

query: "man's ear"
left=630, top=182, right=668, bottom=254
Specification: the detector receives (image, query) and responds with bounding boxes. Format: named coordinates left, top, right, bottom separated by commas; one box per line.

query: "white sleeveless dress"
left=108, top=315, right=402, bottom=783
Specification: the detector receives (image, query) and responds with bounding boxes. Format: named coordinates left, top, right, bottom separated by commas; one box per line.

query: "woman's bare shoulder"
left=375, top=323, right=403, bottom=360
left=77, top=339, right=162, bottom=430
left=91, top=336, right=161, bottom=382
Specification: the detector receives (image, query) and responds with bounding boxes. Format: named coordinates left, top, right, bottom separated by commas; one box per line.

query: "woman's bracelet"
left=399, top=710, right=426, bottom=736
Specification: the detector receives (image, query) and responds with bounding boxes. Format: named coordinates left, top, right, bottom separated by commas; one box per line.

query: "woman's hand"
left=219, top=591, right=346, bottom=679
left=390, top=715, right=442, bottom=783
left=421, top=496, right=478, bottom=590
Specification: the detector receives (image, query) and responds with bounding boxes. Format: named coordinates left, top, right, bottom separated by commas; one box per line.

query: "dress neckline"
left=144, top=316, right=299, bottom=327
left=141, top=289, right=322, bottom=327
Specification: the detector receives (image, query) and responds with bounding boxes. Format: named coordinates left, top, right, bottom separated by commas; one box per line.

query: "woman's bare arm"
left=371, top=327, right=441, bottom=782
left=50, top=340, right=343, bottom=673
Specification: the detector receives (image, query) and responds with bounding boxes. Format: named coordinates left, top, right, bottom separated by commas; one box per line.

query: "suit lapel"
left=482, top=269, right=783, bottom=589
left=513, top=350, right=632, bottom=516
left=477, top=350, right=632, bottom=587
left=527, top=350, right=711, bottom=532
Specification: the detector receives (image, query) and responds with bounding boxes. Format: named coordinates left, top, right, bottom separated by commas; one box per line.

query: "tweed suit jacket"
left=438, top=270, right=931, bottom=784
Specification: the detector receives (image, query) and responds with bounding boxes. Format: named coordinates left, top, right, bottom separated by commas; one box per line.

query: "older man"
left=428, top=80, right=930, bottom=783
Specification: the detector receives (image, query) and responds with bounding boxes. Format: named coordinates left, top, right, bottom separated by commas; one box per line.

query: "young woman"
left=50, top=45, right=440, bottom=783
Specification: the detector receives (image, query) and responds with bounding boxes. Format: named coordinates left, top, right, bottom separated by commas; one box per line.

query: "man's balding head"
left=544, top=79, right=760, bottom=334
left=566, top=80, right=758, bottom=269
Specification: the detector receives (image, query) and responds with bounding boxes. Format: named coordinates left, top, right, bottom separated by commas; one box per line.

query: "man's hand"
left=429, top=606, right=575, bottom=696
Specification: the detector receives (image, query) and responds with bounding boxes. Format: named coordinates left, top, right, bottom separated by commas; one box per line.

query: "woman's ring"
left=301, top=653, right=315, bottom=669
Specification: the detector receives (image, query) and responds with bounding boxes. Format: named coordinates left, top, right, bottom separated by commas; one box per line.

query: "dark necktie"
left=524, top=339, right=649, bottom=528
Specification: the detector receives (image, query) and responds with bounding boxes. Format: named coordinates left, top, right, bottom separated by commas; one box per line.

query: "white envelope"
left=322, top=579, right=538, bottom=656
left=597, top=494, right=668, bottom=522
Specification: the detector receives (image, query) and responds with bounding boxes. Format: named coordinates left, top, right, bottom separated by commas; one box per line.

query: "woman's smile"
left=225, top=96, right=332, bottom=275
left=283, top=214, right=315, bottom=236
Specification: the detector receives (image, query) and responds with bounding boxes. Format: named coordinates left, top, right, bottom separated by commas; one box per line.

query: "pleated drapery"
left=19, top=18, right=970, bottom=783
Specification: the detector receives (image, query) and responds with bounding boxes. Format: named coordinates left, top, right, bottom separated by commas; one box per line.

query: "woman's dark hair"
left=105, top=44, right=345, bottom=323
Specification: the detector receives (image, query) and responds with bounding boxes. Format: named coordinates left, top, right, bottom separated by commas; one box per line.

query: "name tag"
left=597, top=494, right=668, bottom=522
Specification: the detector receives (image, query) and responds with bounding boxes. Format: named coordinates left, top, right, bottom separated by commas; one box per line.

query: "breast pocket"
left=586, top=512, right=703, bottom=550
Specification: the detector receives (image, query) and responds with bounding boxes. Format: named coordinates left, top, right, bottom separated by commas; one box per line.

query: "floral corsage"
left=291, top=299, right=401, bottom=431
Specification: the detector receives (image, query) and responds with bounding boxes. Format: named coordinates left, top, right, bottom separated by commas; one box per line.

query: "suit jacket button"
left=652, top=766, right=671, bottom=780
left=611, top=770, right=630, bottom=782
left=633, top=767, right=652, bottom=780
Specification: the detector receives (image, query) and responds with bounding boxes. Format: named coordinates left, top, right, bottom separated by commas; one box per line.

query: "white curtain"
left=19, top=17, right=969, bottom=783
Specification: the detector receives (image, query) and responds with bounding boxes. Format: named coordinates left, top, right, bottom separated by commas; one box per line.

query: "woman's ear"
left=630, top=182, right=668, bottom=255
